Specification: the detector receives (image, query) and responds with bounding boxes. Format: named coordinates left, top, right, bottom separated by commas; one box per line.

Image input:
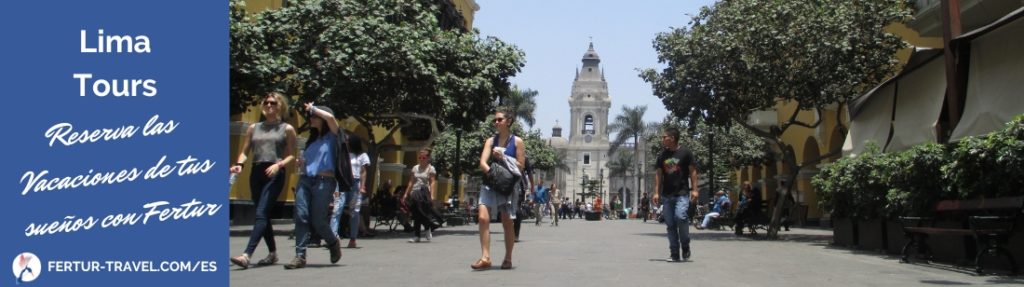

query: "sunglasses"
left=493, top=118, right=505, bottom=123
left=263, top=101, right=278, bottom=106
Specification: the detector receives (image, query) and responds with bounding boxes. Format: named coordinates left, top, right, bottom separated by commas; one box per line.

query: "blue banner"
left=2, top=1, right=227, bottom=286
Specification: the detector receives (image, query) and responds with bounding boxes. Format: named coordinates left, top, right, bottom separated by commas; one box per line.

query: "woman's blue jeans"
left=293, top=175, right=338, bottom=258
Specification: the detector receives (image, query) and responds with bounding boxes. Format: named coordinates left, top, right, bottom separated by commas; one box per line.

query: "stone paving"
left=229, top=217, right=1022, bottom=286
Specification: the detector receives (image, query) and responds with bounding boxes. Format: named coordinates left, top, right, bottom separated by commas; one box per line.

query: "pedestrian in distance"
left=331, top=135, right=370, bottom=248
left=640, top=192, right=651, bottom=222
left=549, top=184, right=560, bottom=226
left=533, top=178, right=551, bottom=226
left=403, top=148, right=444, bottom=243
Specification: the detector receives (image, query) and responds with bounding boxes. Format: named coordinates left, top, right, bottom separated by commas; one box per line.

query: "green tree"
left=646, top=115, right=769, bottom=176
left=681, top=117, right=772, bottom=195
left=231, top=0, right=525, bottom=191
left=641, top=0, right=911, bottom=238
left=229, top=0, right=290, bottom=115
left=433, top=116, right=557, bottom=196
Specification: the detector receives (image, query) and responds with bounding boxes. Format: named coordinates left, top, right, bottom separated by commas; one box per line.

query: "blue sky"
left=474, top=0, right=716, bottom=138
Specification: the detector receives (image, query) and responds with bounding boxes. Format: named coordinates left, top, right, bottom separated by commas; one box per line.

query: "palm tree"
left=503, top=85, right=538, bottom=128
left=607, top=105, right=653, bottom=209
left=606, top=151, right=635, bottom=205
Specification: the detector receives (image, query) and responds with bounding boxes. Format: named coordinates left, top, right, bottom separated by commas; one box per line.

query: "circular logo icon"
left=12, top=252, right=41, bottom=283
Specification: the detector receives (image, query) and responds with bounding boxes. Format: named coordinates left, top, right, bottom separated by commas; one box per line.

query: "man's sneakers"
left=667, top=249, right=692, bottom=263
left=408, top=237, right=422, bottom=243
left=426, top=230, right=432, bottom=242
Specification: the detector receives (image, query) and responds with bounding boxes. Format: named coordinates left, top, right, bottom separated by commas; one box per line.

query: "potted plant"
left=814, top=143, right=890, bottom=249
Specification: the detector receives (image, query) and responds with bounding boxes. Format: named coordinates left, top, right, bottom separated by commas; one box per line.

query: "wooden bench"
left=900, top=196, right=1024, bottom=275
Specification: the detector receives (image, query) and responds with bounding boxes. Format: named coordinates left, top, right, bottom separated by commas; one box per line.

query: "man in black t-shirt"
left=653, top=126, right=699, bottom=262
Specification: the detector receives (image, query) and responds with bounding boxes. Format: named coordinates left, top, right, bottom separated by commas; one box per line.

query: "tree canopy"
left=641, top=0, right=909, bottom=128
left=432, top=115, right=558, bottom=178
left=230, top=0, right=525, bottom=131
left=641, top=0, right=912, bottom=238
left=647, top=115, right=770, bottom=179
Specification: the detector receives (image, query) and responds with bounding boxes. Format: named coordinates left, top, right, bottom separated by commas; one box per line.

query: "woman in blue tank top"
left=472, top=108, right=526, bottom=270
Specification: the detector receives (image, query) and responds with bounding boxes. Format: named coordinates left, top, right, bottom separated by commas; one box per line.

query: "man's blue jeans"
left=662, top=194, right=691, bottom=258
left=294, top=175, right=338, bottom=259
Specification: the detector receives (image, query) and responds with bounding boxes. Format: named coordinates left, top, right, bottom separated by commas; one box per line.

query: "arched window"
left=583, top=115, right=594, bottom=134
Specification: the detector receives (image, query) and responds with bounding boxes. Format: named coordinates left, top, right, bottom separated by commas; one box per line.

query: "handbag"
left=485, top=160, right=519, bottom=196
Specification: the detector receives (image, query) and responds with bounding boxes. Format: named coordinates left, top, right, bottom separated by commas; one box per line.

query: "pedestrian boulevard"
left=230, top=219, right=1021, bottom=286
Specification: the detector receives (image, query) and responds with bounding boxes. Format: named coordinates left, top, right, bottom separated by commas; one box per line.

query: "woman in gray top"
left=230, top=92, right=297, bottom=269
left=402, top=148, right=442, bottom=243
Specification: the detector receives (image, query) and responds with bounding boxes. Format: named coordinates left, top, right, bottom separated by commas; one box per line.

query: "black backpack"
left=484, top=134, right=519, bottom=196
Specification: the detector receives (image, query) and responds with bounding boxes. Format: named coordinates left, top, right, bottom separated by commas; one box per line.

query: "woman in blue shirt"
left=284, top=103, right=343, bottom=270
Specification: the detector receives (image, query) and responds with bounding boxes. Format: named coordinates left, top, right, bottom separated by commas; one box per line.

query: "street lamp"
left=581, top=173, right=589, bottom=201
left=451, top=110, right=468, bottom=203
left=708, top=129, right=715, bottom=201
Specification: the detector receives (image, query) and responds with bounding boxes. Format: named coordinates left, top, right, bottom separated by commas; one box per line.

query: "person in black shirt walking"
left=652, top=127, right=699, bottom=262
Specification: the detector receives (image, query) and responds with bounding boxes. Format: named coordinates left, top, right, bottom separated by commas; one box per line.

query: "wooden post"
left=940, top=0, right=964, bottom=141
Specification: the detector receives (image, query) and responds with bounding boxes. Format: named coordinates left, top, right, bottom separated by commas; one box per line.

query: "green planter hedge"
left=815, top=115, right=1024, bottom=255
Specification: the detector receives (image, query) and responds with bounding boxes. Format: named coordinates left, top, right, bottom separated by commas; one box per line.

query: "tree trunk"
left=355, top=116, right=402, bottom=199
left=766, top=145, right=799, bottom=239
left=634, top=135, right=642, bottom=212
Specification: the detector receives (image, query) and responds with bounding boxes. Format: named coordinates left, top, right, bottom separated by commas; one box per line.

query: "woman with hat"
left=284, top=103, right=344, bottom=269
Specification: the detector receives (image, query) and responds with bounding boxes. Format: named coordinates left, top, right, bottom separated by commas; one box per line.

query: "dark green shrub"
left=885, top=142, right=950, bottom=217
left=814, top=143, right=891, bottom=220
left=944, top=115, right=1024, bottom=198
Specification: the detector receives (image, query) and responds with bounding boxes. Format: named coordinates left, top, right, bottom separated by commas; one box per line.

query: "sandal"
left=230, top=255, right=250, bottom=269
left=500, top=259, right=512, bottom=270
left=256, top=254, right=278, bottom=266
left=470, top=258, right=491, bottom=270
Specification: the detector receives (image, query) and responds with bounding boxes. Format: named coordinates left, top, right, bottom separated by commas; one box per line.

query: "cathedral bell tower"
left=561, top=42, right=612, bottom=202
left=568, top=42, right=611, bottom=146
